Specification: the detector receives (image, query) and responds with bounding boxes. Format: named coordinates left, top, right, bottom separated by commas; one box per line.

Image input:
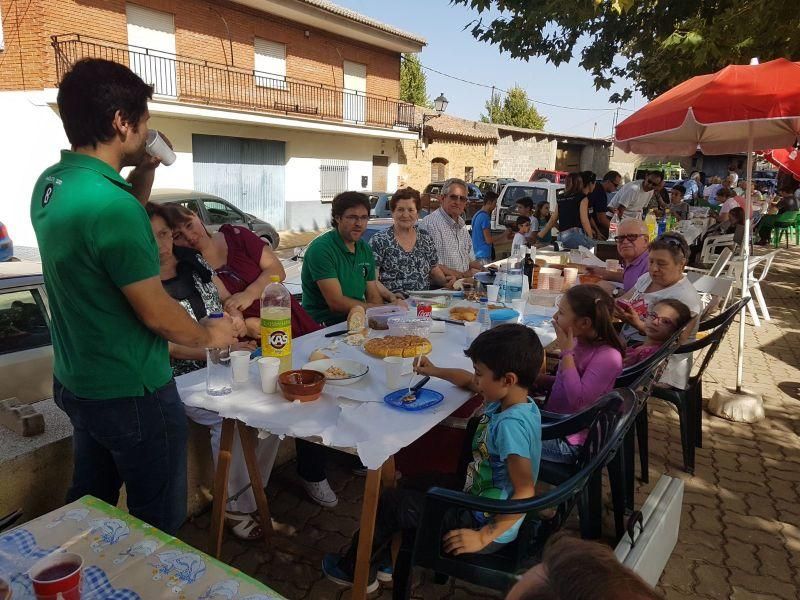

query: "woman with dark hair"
left=163, top=203, right=287, bottom=339
left=147, top=203, right=280, bottom=541
left=369, top=187, right=452, bottom=293
left=617, top=232, right=702, bottom=389
left=536, top=285, right=624, bottom=463
left=538, top=172, right=596, bottom=249
left=506, top=533, right=663, bottom=600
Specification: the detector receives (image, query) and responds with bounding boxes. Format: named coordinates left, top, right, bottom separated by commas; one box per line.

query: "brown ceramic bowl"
left=279, top=369, right=326, bottom=402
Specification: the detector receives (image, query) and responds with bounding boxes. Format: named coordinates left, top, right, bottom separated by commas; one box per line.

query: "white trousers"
left=184, top=405, right=280, bottom=514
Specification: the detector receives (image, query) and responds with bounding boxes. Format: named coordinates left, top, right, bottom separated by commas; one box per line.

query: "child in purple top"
left=623, top=298, right=693, bottom=367
left=536, top=285, right=624, bottom=463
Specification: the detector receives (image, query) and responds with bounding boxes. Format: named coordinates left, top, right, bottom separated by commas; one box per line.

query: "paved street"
left=178, top=245, right=800, bottom=600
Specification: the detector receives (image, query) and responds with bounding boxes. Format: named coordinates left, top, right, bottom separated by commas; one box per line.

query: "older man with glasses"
left=608, top=170, right=664, bottom=219
left=421, top=177, right=485, bottom=280
left=587, top=218, right=650, bottom=293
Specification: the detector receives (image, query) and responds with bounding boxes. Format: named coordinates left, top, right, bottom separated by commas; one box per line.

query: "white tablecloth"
left=177, top=315, right=555, bottom=469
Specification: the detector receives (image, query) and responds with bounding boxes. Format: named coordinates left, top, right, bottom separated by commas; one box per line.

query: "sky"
left=335, top=0, right=646, bottom=138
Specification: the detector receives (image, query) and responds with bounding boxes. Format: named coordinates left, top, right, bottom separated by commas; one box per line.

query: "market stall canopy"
left=615, top=58, right=800, bottom=155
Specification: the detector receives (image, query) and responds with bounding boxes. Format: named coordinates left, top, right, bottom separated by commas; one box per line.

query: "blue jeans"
left=541, top=438, right=581, bottom=464
left=559, top=227, right=595, bottom=250
left=54, top=377, right=188, bottom=534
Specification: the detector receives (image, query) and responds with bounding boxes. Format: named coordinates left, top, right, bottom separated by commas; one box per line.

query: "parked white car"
left=0, top=262, right=53, bottom=406
left=492, top=181, right=564, bottom=230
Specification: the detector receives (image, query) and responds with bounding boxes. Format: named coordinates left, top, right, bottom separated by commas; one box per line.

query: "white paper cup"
left=230, top=350, right=251, bottom=383
left=606, top=259, right=621, bottom=271
left=486, top=284, right=499, bottom=302
left=384, top=357, right=405, bottom=389
left=145, top=129, right=176, bottom=166
left=512, top=298, right=526, bottom=315
left=257, top=357, right=280, bottom=394
left=464, top=321, right=481, bottom=345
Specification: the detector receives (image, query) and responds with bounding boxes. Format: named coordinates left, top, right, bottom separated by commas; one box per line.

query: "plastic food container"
left=386, top=316, right=433, bottom=338
left=366, top=305, right=407, bottom=330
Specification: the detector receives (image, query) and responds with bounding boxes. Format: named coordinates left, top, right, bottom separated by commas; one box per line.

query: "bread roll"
left=347, top=306, right=366, bottom=333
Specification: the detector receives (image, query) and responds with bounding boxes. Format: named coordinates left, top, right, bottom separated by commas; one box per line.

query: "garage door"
left=192, top=134, right=286, bottom=229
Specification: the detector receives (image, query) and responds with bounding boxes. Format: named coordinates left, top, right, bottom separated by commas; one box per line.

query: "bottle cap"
left=479, top=297, right=488, bottom=303
left=208, top=312, right=224, bottom=319
left=270, top=275, right=280, bottom=282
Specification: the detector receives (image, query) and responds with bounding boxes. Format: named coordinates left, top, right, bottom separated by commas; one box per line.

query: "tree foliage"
left=451, top=0, right=800, bottom=101
left=481, top=86, right=547, bottom=129
left=400, top=54, right=432, bottom=107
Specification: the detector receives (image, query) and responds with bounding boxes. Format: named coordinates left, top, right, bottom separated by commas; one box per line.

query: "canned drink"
left=416, top=303, right=432, bottom=319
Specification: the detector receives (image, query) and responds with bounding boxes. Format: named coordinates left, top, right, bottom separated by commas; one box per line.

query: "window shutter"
left=254, top=38, right=286, bottom=88
left=126, top=4, right=175, bottom=53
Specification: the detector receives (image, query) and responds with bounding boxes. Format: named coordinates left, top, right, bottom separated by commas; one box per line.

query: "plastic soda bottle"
left=608, top=214, right=620, bottom=240
left=261, top=275, right=292, bottom=373
left=645, top=211, right=658, bottom=241
left=478, top=297, right=491, bottom=332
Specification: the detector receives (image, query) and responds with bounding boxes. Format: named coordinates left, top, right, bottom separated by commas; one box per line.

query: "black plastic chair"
left=391, top=389, right=635, bottom=598
left=0, top=509, right=22, bottom=532
left=538, top=332, right=679, bottom=540
left=650, top=297, right=749, bottom=474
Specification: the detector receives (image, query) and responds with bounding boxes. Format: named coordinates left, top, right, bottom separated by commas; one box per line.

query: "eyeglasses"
left=341, top=215, right=370, bottom=223
left=446, top=194, right=468, bottom=202
left=646, top=311, right=676, bottom=327
left=615, top=234, right=646, bottom=244
left=644, top=179, right=660, bottom=188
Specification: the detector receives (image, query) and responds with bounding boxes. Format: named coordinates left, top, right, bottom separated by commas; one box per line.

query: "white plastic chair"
left=724, top=251, right=778, bottom=326
left=685, top=272, right=735, bottom=320
left=686, top=247, right=733, bottom=278
left=699, top=234, right=736, bottom=266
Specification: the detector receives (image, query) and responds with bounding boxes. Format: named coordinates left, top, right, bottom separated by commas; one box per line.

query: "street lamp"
left=421, top=92, right=449, bottom=137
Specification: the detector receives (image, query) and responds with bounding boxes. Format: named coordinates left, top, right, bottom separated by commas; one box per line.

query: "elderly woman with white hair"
left=420, top=177, right=486, bottom=280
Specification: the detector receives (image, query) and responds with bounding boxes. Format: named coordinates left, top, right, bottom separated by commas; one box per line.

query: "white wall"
left=0, top=92, right=69, bottom=247
left=0, top=96, right=403, bottom=251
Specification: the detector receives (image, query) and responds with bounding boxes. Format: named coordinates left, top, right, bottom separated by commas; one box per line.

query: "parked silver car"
left=0, top=262, right=53, bottom=406
left=149, top=189, right=281, bottom=249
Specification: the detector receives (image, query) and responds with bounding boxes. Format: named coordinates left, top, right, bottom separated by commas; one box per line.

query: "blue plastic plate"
left=489, top=308, right=520, bottom=321
left=384, top=387, right=444, bottom=411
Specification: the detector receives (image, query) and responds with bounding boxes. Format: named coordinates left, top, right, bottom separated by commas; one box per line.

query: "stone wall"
left=494, top=131, right=557, bottom=180
left=398, top=138, right=495, bottom=191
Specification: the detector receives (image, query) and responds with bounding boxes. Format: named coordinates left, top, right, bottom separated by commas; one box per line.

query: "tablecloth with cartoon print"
left=0, top=496, right=284, bottom=600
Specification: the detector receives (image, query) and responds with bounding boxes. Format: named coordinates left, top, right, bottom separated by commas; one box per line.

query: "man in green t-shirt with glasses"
left=30, top=59, right=237, bottom=534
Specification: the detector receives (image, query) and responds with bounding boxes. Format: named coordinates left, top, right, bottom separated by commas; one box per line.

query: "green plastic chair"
left=771, top=210, right=799, bottom=248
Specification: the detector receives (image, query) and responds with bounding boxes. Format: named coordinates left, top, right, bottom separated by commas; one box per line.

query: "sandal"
left=225, top=512, right=263, bottom=541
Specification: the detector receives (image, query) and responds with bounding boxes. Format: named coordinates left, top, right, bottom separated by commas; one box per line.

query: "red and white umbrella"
left=616, top=58, right=800, bottom=392
left=761, top=147, right=800, bottom=181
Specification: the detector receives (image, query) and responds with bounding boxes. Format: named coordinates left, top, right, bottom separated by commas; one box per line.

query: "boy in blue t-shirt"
left=471, top=192, right=503, bottom=265
left=323, top=324, right=543, bottom=591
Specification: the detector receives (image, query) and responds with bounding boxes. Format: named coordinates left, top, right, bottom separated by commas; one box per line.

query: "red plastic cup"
left=416, top=303, right=432, bottom=320
left=29, top=552, right=83, bottom=600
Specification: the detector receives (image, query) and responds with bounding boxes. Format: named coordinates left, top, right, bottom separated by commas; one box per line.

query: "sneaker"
left=301, top=478, right=338, bottom=508
left=322, top=554, right=379, bottom=593
left=376, top=564, right=393, bottom=583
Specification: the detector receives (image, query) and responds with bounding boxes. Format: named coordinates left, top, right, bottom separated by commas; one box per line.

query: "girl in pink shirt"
left=623, top=298, right=692, bottom=367
left=537, top=285, right=625, bottom=463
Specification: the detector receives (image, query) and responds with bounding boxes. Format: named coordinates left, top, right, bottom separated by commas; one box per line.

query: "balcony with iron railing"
left=51, top=34, right=417, bottom=131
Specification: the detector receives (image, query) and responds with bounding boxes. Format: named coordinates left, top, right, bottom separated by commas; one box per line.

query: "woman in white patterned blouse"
left=369, top=188, right=454, bottom=293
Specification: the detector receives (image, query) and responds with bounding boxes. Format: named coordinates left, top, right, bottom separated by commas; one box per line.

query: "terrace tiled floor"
left=178, top=245, right=800, bottom=600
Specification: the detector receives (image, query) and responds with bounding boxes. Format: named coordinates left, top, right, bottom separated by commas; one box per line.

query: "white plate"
left=302, top=358, right=369, bottom=386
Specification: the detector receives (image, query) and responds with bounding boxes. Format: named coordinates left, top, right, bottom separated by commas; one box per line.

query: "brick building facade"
left=0, top=0, right=424, bottom=246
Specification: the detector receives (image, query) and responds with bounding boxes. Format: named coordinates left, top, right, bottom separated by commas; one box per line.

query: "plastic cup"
left=257, top=357, right=280, bottom=394
left=512, top=298, right=526, bottom=315
left=145, top=129, right=176, bottom=166
left=384, top=357, right=405, bottom=389
left=29, top=552, right=83, bottom=600
left=464, top=321, right=481, bottom=345
left=230, top=350, right=251, bottom=383
left=486, top=284, right=499, bottom=302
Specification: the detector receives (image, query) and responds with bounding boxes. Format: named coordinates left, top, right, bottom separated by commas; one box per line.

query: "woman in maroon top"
left=162, top=205, right=286, bottom=338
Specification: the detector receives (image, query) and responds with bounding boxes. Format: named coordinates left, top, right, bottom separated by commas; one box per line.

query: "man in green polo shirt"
left=30, top=58, right=236, bottom=534
left=301, top=191, right=390, bottom=325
